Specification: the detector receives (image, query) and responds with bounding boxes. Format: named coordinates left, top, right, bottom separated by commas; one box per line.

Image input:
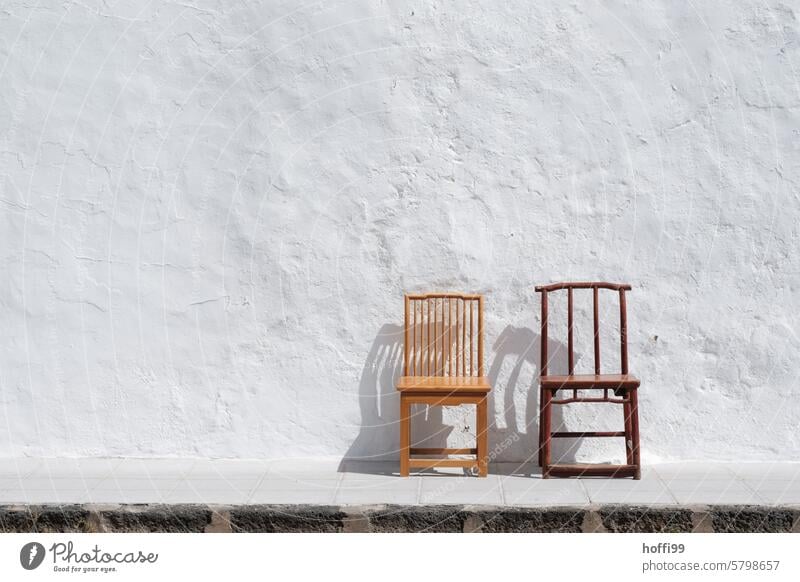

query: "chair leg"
left=537, top=386, right=544, bottom=467
left=400, top=396, right=410, bottom=477
left=623, top=396, right=634, bottom=466
left=476, top=396, right=488, bottom=477
left=630, top=389, right=641, bottom=480
left=542, top=388, right=553, bottom=478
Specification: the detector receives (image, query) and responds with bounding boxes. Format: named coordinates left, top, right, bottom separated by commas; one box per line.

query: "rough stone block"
left=600, top=507, right=694, bottom=533
left=0, top=507, right=35, bottom=533
left=366, top=505, right=467, bottom=532
left=474, top=508, right=585, bottom=533
left=230, top=505, right=346, bottom=533
left=710, top=506, right=796, bottom=533
left=101, top=505, right=211, bottom=533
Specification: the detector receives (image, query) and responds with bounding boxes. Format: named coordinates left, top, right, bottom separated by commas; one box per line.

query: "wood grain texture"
left=536, top=282, right=641, bottom=479
left=398, top=293, right=491, bottom=478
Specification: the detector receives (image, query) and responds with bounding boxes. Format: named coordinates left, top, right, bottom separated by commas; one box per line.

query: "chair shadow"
left=338, top=323, right=453, bottom=476
left=486, top=325, right=578, bottom=476
left=340, top=324, right=580, bottom=477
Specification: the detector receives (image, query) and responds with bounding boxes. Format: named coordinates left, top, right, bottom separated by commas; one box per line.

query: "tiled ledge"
left=2, top=459, right=800, bottom=510
left=1, top=504, right=799, bottom=533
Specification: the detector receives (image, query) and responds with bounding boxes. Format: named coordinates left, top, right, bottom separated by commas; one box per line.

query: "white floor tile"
left=582, top=479, right=677, bottom=504
left=655, top=463, right=736, bottom=481
left=500, top=475, right=586, bottom=487
left=256, top=477, right=340, bottom=493
left=491, top=463, right=540, bottom=477
left=336, top=487, right=419, bottom=505
left=180, top=478, right=261, bottom=494
left=337, top=478, right=419, bottom=491
left=502, top=479, right=590, bottom=506
left=112, top=459, right=196, bottom=479
left=744, top=479, right=800, bottom=491
left=587, top=488, right=676, bottom=504
left=734, top=464, right=800, bottom=481
left=338, top=461, right=398, bottom=478
left=31, top=458, right=120, bottom=479
left=747, top=482, right=800, bottom=504
left=755, top=491, right=800, bottom=505
left=341, top=463, right=406, bottom=481
left=266, top=458, right=343, bottom=479
left=7, top=490, right=99, bottom=504
left=503, top=488, right=590, bottom=506
left=14, top=478, right=106, bottom=491
left=96, top=476, right=180, bottom=489
left=163, top=488, right=252, bottom=504
left=335, top=479, right=420, bottom=505
left=420, top=476, right=503, bottom=505
left=580, top=476, right=664, bottom=491
left=666, top=480, right=751, bottom=492
left=184, top=459, right=270, bottom=479
left=421, top=489, right=504, bottom=505
left=0, top=477, right=27, bottom=490
left=669, top=485, right=762, bottom=505
left=248, top=488, right=337, bottom=504
left=3, top=485, right=109, bottom=503
left=88, top=489, right=175, bottom=504
left=0, top=491, right=33, bottom=503
left=0, top=458, right=42, bottom=478
left=252, top=476, right=308, bottom=490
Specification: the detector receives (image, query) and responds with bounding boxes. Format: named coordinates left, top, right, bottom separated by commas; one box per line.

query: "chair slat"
left=438, top=298, right=444, bottom=376
left=447, top=298, right=451, bottom=377
left=427, top=300, right=432, bottom=376
left=593, top=286, right=600, bottom=375
left=620, top=288, right=628, bottom=374
left=567, top=287, right=574, bottom=375
left=478, top=296, right=484, bottom=376
left=419, top=299, right=424, bottom=376
left=442, top=297, right=452, bottom=376
left=413, top=299, right=418, bottom=376
left=416, top=299, right=421, bottom=375
left=467, top=300, right=473, bottom=376
left=404, top=296, right=410, bottom=375
left=540, top=290, right=548, bottom=376
left=536, top=282, right=633, bottom=378
left=435, top=299, right=438, bottom=375
left=444, top=298, right=448, bottom=376
left=447, top=297, right=453, bottom=376
left=459, top=299, right=465, bottom=376
left=441, top=297, right=446, bottom=376
left=434, top=298, right=439, bottom=376
left=403, top=293, right=484, bottom=378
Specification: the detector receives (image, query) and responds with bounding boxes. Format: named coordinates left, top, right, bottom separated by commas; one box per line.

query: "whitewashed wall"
left=2, top=1, right=799, bottom=463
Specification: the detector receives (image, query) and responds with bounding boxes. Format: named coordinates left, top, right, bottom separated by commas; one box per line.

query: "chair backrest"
left=534, top=282, right=632, bottom=377
left=403, top=293, right=484, bottom=377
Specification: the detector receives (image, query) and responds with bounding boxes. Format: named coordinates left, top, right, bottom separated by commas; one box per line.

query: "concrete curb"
left=1, top=504, right=799, bottom=533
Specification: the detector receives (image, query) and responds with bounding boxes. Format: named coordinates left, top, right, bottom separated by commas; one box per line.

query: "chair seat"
left=397, top=376, right=491, bottom=393
left=540, top=374, right=640, bottom=391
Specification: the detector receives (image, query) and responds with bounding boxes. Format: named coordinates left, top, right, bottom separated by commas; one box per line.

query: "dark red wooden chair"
left=536, top=282, right=641, bottom=479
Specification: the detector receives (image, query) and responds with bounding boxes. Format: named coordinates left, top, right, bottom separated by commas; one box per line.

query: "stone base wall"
left=2, top=505, right=798, bottom=533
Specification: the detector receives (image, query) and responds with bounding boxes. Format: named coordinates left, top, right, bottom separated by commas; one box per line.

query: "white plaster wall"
left=1, top=1, right=799, bottom=462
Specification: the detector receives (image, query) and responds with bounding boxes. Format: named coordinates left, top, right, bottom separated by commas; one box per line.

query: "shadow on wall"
left=486, top=325, right=575, bottom=468
left=340, top=324, right=577, bottom=473
left=339, top=324, right=453, bottom=467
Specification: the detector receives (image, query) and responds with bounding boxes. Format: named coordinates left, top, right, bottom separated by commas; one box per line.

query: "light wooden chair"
left=536, top=282, right=641, bottom=479
left=397, top=293, right=492, bottom=477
